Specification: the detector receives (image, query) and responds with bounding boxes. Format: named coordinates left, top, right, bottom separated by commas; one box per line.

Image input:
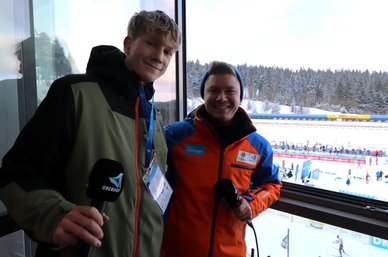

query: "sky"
left=186, top=0, right=388, bottom=72
left=3, top=0, right=388, bottom=81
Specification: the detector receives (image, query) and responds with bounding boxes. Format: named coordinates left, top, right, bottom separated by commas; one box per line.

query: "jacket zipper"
left=131, top=97, right=141, bottom=257
left=207, top=143, right=225, bottom=257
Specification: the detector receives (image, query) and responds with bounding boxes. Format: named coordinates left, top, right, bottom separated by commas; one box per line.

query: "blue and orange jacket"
left=160, top=105, right=282, bottom=257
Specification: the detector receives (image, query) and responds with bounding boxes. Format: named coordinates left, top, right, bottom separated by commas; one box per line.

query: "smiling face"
left=123, top=33, right=175, bottom=83
left=203, top=73, right=241, bottom=126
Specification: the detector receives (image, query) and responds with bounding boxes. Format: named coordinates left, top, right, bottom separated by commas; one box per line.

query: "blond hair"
left=127, top=10, right=182, bottom=51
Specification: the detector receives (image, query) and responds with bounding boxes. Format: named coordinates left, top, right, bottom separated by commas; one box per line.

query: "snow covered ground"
left=252, top=118, right=388, bottom=201
left=245, top=208, right=388, bottom=257
left=244, top=115, right=388, bottom=257
left=274, top=155, right=388, bottom=201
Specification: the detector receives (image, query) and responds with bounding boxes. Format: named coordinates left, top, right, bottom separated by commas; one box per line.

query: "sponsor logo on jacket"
left=184, top=144, right=205, bottom=156
left=237, top=150, right=259, bottom=165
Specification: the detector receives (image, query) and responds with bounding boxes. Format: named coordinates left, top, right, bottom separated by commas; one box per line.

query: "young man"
left=161, top=61, right=282, bottom=257
left=0, top=10, right=181, bottom=257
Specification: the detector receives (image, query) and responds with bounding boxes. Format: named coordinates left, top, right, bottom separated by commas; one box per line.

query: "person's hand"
left=232, top=196, right=252, bottom=222
left=52, top=205, right=110, bottom=248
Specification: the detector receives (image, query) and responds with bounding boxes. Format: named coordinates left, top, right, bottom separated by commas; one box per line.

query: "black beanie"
left=200, top=64, right=244, bottom=101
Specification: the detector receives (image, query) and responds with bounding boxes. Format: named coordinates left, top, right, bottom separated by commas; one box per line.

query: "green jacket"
left=0, top=45, right=167, bottom=257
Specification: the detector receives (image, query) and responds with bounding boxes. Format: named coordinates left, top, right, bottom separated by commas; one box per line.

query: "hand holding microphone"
left=213, top=179, right=259, bottom=257
left=55, top=159, right=125, bottom=257
left=231, top=195, right=252, bottom=223
left=213, top=178, right=253, bottom=224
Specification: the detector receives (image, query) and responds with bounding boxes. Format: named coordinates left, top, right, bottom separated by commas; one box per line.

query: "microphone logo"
left=101, top=173, right=124, bottom=193
left=109, top=173, right=124, bottom=189
left=87, top=159, right=125, bottom=202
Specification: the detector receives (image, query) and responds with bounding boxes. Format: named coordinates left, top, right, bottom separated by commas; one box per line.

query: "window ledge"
left=271, top=189, right=388, bottom=240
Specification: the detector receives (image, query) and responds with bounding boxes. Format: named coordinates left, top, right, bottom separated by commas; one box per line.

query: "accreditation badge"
left=142, top=156, right=173, bottom=214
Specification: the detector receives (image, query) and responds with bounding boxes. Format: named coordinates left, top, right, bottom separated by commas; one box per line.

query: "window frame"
left=273, top=182, right=388, bottom=240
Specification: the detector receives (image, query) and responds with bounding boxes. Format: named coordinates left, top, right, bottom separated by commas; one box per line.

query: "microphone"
left=213, top=178, right=240, bottom=208
left=86, top=158, right=125, bottom=212
left=213, top=178, right=253, bottom=227
left=76, top=158, right=125, bottom=257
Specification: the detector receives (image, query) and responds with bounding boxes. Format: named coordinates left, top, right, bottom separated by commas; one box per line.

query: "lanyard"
left=139, top=84, right=154, bottom=168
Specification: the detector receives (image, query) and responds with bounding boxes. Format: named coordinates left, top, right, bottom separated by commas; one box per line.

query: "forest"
left=187, top=60, right=388, bottom=115
left=32, top=31, right=388, bottom=115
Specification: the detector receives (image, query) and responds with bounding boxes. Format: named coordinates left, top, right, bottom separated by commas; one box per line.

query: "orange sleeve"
left=247, top=182, right=282, bottom=218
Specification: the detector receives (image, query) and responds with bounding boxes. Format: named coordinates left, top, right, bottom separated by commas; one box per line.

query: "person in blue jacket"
left=161, top=61, right=282, bottom=257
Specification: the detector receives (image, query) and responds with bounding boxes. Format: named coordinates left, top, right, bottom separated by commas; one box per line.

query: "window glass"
left=186, top=0, right=388, bottom=203
left=186, top=0, right=388, bottom=250
left=0, top=0, right=29, bottom=164
left=0, top=0, right=30, bottom=217
left=33, top=0, right=178, bottom=124
left=0, top=1, right=31, bottom=254
left=256, top=117, right=388, bottom=202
